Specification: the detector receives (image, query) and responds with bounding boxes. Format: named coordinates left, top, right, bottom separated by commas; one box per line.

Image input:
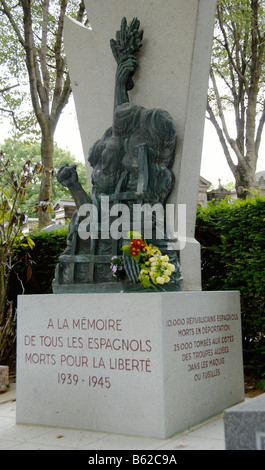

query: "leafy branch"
left=0, top=150, right=42, bottom=322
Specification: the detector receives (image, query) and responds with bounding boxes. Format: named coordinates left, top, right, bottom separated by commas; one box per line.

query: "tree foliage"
left=196, top=195, right=265, bottom=377
left=0, top=138, right=89, bottom=217
left=0, top=150, right=42, bottom=361
left=11, top=227, right=68, bottom=297
left=0, top=0, right=87, bottom=228
left=208, top=0, right=265, bottom=198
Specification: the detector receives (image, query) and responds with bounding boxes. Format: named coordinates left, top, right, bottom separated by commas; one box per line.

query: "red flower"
left=129, top=238, right=146, bottom=257
left=130, top=247, right=139, bottom=257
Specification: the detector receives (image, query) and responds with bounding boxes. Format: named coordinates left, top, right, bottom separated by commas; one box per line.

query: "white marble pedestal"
left=16, top=291, right=244, bottom=438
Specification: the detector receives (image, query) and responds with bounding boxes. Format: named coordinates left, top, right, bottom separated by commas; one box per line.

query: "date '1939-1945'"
left=57, top=373, right=111, bottom=388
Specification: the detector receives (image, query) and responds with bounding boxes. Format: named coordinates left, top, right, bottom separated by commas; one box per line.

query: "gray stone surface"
left=16, top=291, right=244, bottom=438
left=225, top=393, right=265, bottom=450
left=0, top=366, right=9, bottom=393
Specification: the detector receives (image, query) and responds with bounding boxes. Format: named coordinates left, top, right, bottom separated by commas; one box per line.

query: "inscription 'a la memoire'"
left=47, top=317, right=123, bottom=332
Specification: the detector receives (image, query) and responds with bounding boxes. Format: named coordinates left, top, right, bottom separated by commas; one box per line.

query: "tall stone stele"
left=53, top=18, right=182, bottom=294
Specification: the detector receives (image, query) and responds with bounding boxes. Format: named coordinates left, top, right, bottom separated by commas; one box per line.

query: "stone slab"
left=224, top=393, right=265, bottom=450
left=0, top=366, right=9, bottom=393
left=16, top=291, right=244, bottom=438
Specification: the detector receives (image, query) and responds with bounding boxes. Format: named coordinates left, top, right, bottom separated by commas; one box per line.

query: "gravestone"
left=224, top=394, right=265, bottom=450
left=16, top=0, right=246, bottom=438
left=0, top=366, right=9, bottom=393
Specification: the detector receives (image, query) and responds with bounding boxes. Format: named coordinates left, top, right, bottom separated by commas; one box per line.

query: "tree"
left=0, top=151, right=42, bottom=361
left=1, top=137, right=89, bottom=217
left=0, top=1, right=87, bottom=227
left=207, top=0, right=265, bottom=198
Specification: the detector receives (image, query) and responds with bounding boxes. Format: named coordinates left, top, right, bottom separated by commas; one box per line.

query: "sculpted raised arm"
left=57, top=163, right=91, bottom=209
left=110, top=17, right=143, bottom=111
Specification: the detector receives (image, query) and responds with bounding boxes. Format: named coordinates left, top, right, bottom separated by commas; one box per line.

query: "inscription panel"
left=17, top=293, right=163, bottom=436
left=162, top=293, right=244, bottom=436
left=168, top=313, right=239, bottom=382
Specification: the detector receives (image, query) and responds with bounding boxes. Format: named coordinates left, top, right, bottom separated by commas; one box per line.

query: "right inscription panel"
left=163, top=291, right=245, bottom=436
left=170, top=312, right=239, bottom=382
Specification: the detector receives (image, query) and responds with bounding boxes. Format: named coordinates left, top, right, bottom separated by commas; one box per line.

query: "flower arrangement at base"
left=121, top=231, right=175, bottom=290
left=110, top=255, right=126, bottom=280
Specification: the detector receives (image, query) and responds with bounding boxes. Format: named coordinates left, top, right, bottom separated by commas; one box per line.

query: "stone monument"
left=16, top=0, right=246, bottom=438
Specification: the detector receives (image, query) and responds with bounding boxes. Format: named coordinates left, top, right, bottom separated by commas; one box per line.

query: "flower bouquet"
left=110, top=255, right=126, bottom=280
left=111, top=232, right=176, bottom=290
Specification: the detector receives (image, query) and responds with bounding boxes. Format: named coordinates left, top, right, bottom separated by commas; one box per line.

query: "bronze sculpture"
left=53, top=17, right=182, bottom=293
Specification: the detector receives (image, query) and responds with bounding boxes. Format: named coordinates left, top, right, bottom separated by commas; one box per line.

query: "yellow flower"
left=163, top=269, right=171, bottom=276
left=166, top=263, right=175, bottom=272
left=160, top=255, right=169, bottom=262
left=140, top=269, right=149, bottom=275
left=144, top=246, right=155, bottom=256
left=151, top=261, right=158, bottom=267
left=150, top=271, right=157, bottom=278
left=163, top=275, right=170, bottom=283
left=156, top=276, right=165, bottom=285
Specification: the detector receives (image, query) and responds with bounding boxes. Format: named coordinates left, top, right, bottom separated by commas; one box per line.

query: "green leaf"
left=1, top=189, right=10, bottom=199
left=128, top=231, right=143, bottom=240
left=139, top=274, right=154, bottom=289
left=27, top=236, right=35, bottom=249
left=134, top=252, right=142, bottom=264
left=121, top=245, right=132, bottom=257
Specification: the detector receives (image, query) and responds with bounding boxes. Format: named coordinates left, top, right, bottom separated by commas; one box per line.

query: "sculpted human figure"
left=54, top=17, right=182, bottom=291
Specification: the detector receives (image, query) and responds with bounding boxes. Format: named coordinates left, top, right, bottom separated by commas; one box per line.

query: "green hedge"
left=10, top=197, right=265, bottom=377
left=195, top=195, right=265, bottom=378
left=9, top=227, right=68, bottom=300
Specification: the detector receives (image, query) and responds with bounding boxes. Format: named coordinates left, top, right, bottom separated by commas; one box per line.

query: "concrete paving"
left=0, top=384, right=226, bottom=450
